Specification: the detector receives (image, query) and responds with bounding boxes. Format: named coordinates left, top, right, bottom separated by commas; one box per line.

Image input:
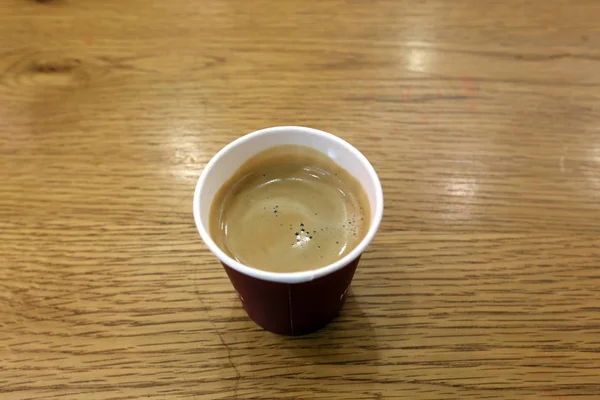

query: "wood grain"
left=2, top=0, right=600, bottom=398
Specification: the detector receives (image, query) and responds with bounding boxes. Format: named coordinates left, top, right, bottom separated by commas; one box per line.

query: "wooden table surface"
left=2, top=1, right=600, bottom=399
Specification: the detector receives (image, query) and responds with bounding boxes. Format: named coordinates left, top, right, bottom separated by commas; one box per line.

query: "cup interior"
left=193, top=126, right=383, bottom=283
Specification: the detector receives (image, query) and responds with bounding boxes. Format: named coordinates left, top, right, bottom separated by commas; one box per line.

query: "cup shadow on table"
left=287, top=289, right=380, bottom=359
left=228, top=289, right=383, bottom=398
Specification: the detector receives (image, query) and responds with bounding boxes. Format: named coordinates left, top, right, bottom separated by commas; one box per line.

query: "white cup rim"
left=193, top=126, right=383, bottom=284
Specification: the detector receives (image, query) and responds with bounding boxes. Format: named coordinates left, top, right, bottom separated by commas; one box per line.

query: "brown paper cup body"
left=221, top=256, right=361, bottom=336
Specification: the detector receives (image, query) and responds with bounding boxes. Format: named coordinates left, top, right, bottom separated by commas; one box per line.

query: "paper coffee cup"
left=193, top=126, right=383, bottom=335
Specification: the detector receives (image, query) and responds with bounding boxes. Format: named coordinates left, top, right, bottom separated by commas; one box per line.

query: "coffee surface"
left=209, top=145, right=370, bottom=273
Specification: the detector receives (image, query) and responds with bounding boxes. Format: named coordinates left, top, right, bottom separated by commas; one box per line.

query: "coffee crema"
left=209, top=145, right=370, bottom=273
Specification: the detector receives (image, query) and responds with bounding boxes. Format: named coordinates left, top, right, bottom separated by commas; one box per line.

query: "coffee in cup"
left=194, top=126, right=383, bottom=335
left=209, top=145, right=370, bottom=273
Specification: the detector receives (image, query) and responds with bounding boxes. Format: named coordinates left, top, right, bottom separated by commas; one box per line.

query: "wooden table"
left=2, top=1, right=600, bottom=399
